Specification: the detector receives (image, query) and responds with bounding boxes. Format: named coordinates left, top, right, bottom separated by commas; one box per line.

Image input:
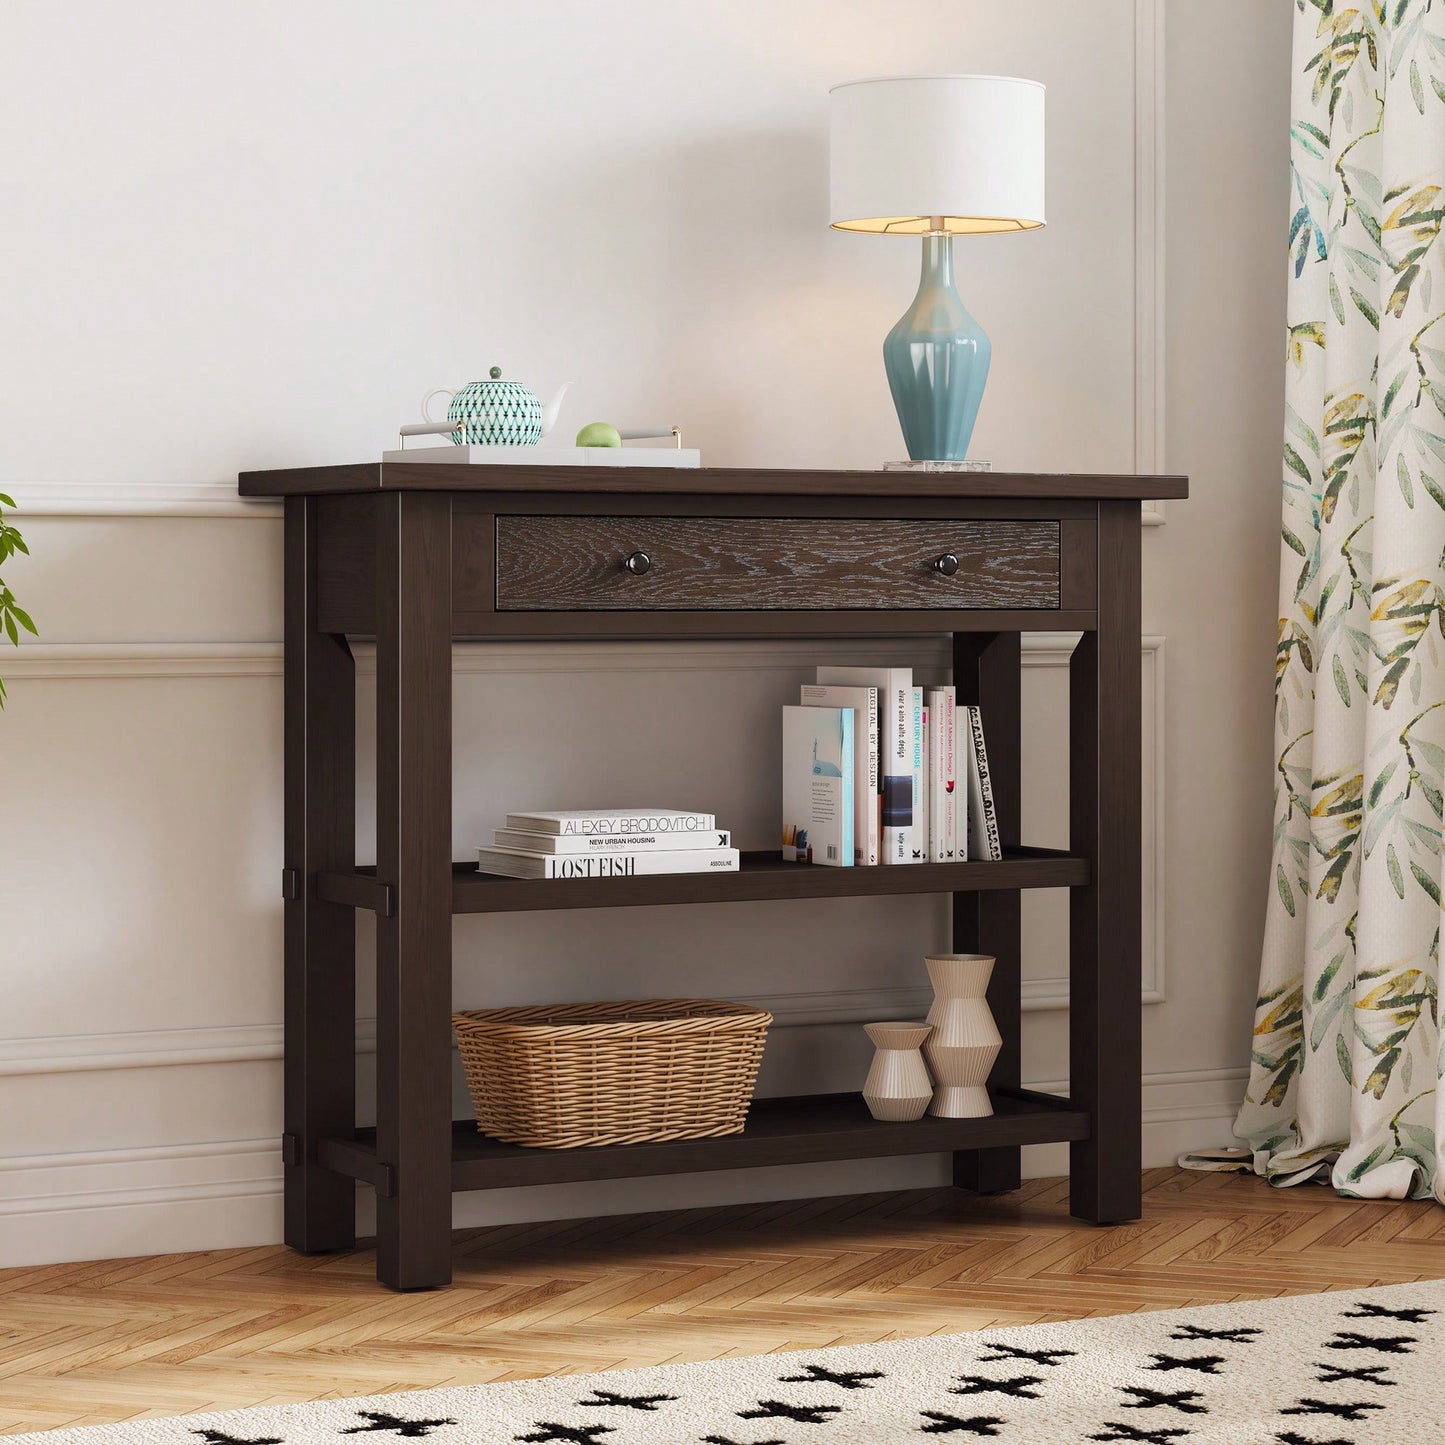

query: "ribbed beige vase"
left=923, top=953, right=1001, bottom=1117
left=862, top=1021, right=934, bottom=1122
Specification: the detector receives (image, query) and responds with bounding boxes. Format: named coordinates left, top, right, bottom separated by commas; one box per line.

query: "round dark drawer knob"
left=622, top=550, right=652, bottom=576
left=933, top=552, right=960, bottom=577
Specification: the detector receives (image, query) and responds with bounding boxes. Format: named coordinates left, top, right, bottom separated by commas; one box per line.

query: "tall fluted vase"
left=923, top=953, right=1001, bottom=1118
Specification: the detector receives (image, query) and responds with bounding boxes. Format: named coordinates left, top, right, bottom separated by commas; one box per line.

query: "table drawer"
left=495, top=516, right=1060, bottom=611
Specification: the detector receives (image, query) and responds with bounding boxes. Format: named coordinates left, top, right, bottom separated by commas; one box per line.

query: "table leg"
left=283, top=496, right=357, bottom=1253
left=375, top=492, right=454, bottom=1289
left=953, top=630, right=1022, bottom=1195
left=1069, top=501, right=1143, bottom=1223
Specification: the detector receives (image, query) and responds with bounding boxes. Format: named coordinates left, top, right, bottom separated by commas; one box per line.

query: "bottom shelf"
left=317, top=1089, right=1090, bottom=1194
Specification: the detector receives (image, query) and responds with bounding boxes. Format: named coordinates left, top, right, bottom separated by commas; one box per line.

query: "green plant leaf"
left=1312, top=949, right=1349, bottom=1004
left=1420, top=776, right=1444, bottom=819
left=1346, top=1141, right=1391, bottom=1182
left=1330, top=272, right=1346, bottom=324
left=1351, top=287, right=1381, bottom=329
left=1401, top=1122, right=1435, bottom=1156
left=1310, top=986, right=1352, bottom=1052
left=1411, top=58, right=1425, bottom=113
left=1410, top=860, right=1442, bottom=904
left=1285, top=443, right=1314, bottom=482
left=1277, top=864, right=1297, bottom=917
left=1388, top=843, right=1405, bottom=898
left=1400, top=453, right=1415, bottom=506
left=1383, top=368, right=1409, bottom=416
left=1423, top=469, right=1445, bottom=513
left=1333, top=654, right=1351, bottom=705
left=1369, top=757, right=1400, bottom=807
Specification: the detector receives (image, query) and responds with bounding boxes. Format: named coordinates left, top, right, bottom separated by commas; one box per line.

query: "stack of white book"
left=477, top=809, right=738, bottom=879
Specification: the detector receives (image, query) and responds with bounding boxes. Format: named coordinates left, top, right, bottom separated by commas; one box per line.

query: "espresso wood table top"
left=239, top=462, right=1189, bottom=500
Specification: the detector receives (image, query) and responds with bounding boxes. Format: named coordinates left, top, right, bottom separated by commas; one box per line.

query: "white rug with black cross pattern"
left=12, top=1281, right=1444, bottom=1443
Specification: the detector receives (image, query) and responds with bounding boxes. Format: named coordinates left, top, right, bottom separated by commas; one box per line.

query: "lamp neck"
left=918, top=231, right=955, bottom=291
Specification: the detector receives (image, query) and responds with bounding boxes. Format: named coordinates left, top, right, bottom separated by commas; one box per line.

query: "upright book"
left=960, top=706, right=1002, bottom=861
left=815, top=666, right=915, bottom=864
left=782, top=704, right=854, bottom=867
left=801, top=682, right=880, bottom=866
left=925, top=685, right=957, bottom=862
left=910, top=687, right=925, bottom=863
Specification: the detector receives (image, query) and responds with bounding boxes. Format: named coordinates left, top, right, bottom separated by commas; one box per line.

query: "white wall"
left=0, top=1, right=1291, bottom=1266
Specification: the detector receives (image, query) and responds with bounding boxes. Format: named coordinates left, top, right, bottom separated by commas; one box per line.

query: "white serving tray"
left=383, top=444, right=701, bottom=467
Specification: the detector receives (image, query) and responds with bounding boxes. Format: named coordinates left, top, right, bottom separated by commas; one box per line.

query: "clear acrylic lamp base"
left=883, top=460, right=992, bottom=472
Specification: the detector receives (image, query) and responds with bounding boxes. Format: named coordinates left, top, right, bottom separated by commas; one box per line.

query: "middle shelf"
left=317, top=846, right=1089, bottom=915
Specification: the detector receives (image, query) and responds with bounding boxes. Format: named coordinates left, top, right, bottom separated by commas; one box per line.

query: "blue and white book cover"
left=816, top=666, right=912, bottom=864
left=801, top=682, right=880, bottom=865
left=782, top=705, right=854, bottom=867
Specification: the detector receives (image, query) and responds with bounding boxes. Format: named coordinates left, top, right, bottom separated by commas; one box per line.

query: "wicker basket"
left=453, top=999, right=772, bottom=1149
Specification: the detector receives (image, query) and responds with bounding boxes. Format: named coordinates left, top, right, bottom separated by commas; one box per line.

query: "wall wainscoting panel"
left=14, top=483, right=283, bottom=519
left=0, top=1137, right=284, bottom=1270
left=3, top=630, right=1164, bottom=1041
left=0, top=1068, right=1244, bottom=1269
left=1135, top=0, right=1167, bottom=525
left=1, top=631, right=1171, bottom=1265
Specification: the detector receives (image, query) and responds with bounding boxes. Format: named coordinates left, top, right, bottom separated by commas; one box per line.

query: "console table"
left=238, top=463, right=1188, bottom=1291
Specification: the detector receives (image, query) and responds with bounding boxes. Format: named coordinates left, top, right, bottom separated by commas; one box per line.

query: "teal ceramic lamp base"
left=883, top=233, right=991, bottom=462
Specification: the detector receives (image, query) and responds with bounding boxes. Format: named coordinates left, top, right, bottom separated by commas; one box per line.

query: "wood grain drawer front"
left=495, top=517, right=1061, bottom=611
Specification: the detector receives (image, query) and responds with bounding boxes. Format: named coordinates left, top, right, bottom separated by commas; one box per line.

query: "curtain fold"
left=1235, top=0, right=1445, bottom=1200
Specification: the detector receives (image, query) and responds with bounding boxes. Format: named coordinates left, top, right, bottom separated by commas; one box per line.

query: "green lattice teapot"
left=420, top=367, right=570, bottom=446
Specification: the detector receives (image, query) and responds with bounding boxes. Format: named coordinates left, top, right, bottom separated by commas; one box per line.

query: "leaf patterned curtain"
left=1235, top=1, right=1445, bottom=1200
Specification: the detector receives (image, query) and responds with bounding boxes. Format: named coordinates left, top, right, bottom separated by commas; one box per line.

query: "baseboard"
left=0, top=1138, right=283, bottom=1268
left=0, top=1070, right=1246, bottom=1268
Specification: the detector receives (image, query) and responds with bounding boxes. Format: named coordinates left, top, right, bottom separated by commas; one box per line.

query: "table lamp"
left=829, top=75, right=1046, bottom=463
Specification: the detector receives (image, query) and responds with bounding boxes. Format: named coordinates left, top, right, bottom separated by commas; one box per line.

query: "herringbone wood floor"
left=2, top=1167, right=1444, bottom=1435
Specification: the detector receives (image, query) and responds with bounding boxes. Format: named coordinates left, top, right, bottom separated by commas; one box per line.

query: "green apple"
left=575, top=421, right=622, bottom=448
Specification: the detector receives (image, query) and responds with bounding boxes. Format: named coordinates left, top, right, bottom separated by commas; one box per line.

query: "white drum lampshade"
left=828, top=75, right=1047, bottom=463
left=829, top=75, right=1046, bottom=233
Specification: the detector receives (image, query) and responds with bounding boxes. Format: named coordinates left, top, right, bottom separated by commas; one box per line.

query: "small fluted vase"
left=862, top=1021, right=934, bottom=1122
left=923, top=953, right=1001, bottom=1118
left=882, top=233, right=991, bottom=462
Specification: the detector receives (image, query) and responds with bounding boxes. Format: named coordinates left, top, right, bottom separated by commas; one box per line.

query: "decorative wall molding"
left=0, top=1065, right=1246, bottom=1266
left=0, top=630, right=1166, bottom=1080
left=0, top=1137, right=280, bottom=1217
left=7, top=632, right=1130, bottom=681
left=13, top=482, right=282, bottom=519
left=0, top=1023, right=285, bottom=1076
left=4, top=637, right=953, bottom=681
left=1136, top=0, right=1167, bottom=526
left=0, top=963, right=1146, bottom=1080
left=4, top=642, right=285, bottom=680
left=0, top=981, right=1087, bottom=1079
